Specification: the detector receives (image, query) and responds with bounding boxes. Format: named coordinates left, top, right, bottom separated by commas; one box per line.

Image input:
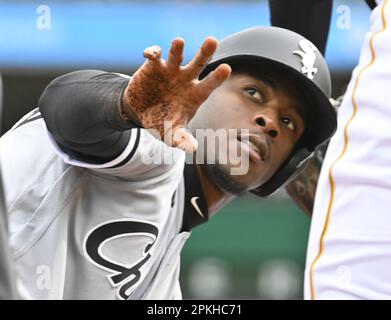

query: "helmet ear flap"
left=250, top=148, right=313, bottom=197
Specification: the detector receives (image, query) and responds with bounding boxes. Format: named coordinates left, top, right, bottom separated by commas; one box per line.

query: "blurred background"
left=0, top=0, right=372, bottom=299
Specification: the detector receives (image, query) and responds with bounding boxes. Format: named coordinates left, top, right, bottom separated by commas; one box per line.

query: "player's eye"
left=244, top=87, right=263, bottom=102
left=281, top=116, right=295, bottom=131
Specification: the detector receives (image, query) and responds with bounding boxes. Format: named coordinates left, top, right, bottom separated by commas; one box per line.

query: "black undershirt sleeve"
left=268, top=0, right=333, bottom=55
left=38, top=70, right=140, bottom=164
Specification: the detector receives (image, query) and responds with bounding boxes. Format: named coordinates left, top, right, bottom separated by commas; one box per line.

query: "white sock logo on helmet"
left=293, top=40, right=318, bottom=79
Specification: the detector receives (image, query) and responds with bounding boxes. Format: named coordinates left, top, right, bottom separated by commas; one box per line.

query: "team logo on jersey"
left=84, top=219, right=159, bottom=300
left=293, top=40, right=318, bottom=79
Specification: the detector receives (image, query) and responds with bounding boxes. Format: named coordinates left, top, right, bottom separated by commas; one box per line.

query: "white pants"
left=304, top=0, right=391, bottom=299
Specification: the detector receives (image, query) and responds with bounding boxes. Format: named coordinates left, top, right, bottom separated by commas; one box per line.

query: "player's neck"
left=195, top=164, right=235, bottom=217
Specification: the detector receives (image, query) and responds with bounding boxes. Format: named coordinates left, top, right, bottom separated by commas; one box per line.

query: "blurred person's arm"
left=285, top=149, right=325, bottom=216
left=269, top=0, right=333, bottom=55
left=38, top=70, right=140, bottom=164
left=0, top=165, right=18, bottom=300
left=0, top=73, right=18, bottom=299
left=285, top=96, right=341, bottom=216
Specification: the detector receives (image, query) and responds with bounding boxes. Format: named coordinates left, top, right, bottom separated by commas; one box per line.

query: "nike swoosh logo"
left=190, top=197, right=204, bottom=218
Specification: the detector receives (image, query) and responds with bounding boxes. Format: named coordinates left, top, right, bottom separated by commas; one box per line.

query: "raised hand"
left=122, top=37, right=231, bottom=153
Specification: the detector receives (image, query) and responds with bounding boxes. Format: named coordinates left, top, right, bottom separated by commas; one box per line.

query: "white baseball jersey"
left=305, top=0, right=391, bottom=299
left=0, top=109, right=208, bottom=300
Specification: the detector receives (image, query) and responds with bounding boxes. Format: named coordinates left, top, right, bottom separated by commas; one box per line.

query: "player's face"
left=189, top=71, right=306, bottom=195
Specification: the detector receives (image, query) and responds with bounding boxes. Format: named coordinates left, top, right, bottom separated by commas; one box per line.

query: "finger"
left=167, top=38, right=185, bottom=70
left=184, top=36, right=218, bottom=79
left=143, top=45, right=162, bottom=63
left=172, top=126, right=198, bottom=153
left=197, top=63, right=231, bottom=99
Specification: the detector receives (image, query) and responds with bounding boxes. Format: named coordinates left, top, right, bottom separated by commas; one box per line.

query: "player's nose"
left=253, top=111, right=280, bottom=139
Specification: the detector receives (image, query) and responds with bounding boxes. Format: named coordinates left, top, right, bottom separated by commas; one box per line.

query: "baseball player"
left=0, top=26, right=336, bottom=299
left=302, top=0, right=391, bottom=299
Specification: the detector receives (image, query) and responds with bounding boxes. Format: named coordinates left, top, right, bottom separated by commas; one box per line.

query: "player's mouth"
left=237, top=134, right=269, bottom=164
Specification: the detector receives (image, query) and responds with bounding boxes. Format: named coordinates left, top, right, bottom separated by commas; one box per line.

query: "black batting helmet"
left=199, top=26, right=337, bottom=197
